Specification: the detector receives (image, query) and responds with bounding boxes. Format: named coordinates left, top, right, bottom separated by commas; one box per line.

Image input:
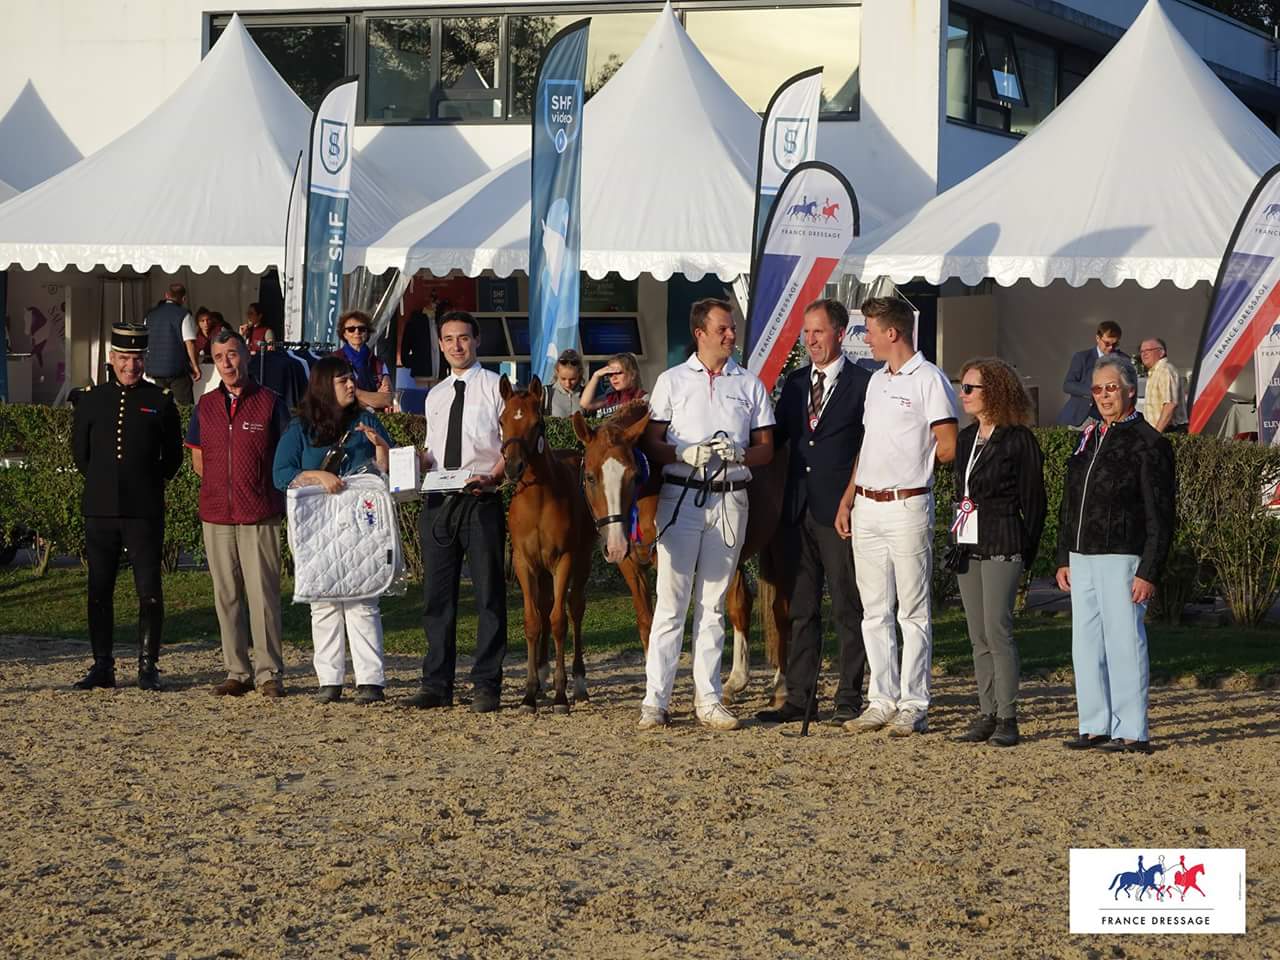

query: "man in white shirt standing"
left=406, top=311, right=508, bottom=713
left=639, top=298, right=775, bottom=731
left=835, top=297, right=958, bottom=737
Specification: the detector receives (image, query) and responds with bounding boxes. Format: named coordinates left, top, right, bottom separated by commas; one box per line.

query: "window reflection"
left=1011, top=35, right=1056, bottom=135
left=946, top=14, right=972, bottom=121
left=508, top=12, right=659, bottom=119
left=684, top=6, right=861, bottom=115
left=366, top=18, right=432, bottom=121
left=439, top=16, right=501, bottom=119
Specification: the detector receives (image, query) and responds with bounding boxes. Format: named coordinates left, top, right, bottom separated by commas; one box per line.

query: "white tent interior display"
left=0, top=15, right=418, bottom=275
left=842, top=0, right=1280, bottom=291
left=364, top=3, right=890, bottom=281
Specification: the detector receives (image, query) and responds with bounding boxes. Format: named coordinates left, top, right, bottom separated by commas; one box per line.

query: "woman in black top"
left=953, top=358, right=1047, bottom=747
left=1055, top=353, right=1175, bottom=754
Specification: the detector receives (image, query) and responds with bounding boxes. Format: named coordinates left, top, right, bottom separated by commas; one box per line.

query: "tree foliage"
left=1198, top=0, right=1280, bottom=31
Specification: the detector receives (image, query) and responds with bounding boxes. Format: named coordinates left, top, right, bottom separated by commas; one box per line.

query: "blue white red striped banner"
left=1189, top=163, right=1280, bottom=434
left=745, top=162, right=858, bottom=390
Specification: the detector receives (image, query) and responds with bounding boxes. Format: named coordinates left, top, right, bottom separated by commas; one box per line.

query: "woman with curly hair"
left=952, top=357, right=1047, bottom=747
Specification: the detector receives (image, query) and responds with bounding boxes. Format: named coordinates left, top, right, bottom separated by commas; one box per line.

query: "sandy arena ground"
left=0, top=636, right=1276, bottom=959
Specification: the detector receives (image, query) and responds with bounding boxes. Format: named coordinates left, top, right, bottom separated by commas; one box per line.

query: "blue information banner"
left=303, top=77, right=359, bottom=344
left=528, top=19, right=590, bottom=385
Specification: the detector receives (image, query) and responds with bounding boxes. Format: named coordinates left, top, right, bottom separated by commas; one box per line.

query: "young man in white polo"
left=835, top=297, right=958, bottom=736
left=639, top=298, right=775, bottom=731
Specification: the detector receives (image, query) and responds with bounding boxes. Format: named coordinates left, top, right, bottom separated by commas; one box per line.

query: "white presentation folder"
left=388, top=446, right=420, bottom=501
left=420, top=469, right=472, bottom=493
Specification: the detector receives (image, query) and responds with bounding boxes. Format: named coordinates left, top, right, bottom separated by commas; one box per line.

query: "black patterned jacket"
left=954, top=423, right=1047, bottom=566
left=1054, top=416, right=1176, bottom=582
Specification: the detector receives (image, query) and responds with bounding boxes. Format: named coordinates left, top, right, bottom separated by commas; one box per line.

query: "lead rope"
left=654, top=430, right=735, bottom=547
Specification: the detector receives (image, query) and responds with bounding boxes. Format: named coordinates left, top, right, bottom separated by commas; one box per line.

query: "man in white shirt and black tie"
left=405, top=311, right=508, bottom=712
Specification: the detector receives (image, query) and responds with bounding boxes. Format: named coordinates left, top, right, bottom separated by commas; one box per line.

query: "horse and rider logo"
left=319, top=119, right=349, bottom=176
left=1262, top=202, right=1280, bottom=221
left=1108, top=854, right=1206, bottom=902
left=772, top=117, right=810, bottom=171
left=785, top=195, right=841, bottom=224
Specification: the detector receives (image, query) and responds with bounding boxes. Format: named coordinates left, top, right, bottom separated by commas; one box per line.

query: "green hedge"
left=4, top=403, right=1280, bottom=625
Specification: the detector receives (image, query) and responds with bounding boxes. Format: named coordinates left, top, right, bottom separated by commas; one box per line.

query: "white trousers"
left=643, top=485, right=749, bottom=711
left=851, top=493, right=934, bottom=713
left=309, top=599, right=386, bottom=687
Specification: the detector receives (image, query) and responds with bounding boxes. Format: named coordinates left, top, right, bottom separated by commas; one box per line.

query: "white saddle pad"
left=287, top=474, right=403, bottom=602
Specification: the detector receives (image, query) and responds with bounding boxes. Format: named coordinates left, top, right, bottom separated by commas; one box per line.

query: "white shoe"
left=637, top=706, right=670, bottom=731
left=843, top=703, right=897, bottom=733
left=888, top=707, right=928, bottom=737
left=695, top=702, right=741, bottom=731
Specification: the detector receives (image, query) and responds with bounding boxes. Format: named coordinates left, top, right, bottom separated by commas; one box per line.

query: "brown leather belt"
left=855, top=485, right=929, bottom=502
left=665, top=475, right=748, bottom=493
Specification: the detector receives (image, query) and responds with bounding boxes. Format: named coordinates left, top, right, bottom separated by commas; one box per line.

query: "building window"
left=438, top=17, right=503, bottom=120
left=366, top=18, right=432, bottom=121
left=684, top=5, right=860, bottom=116
left=946, top=5, right=1095, bottom=137
left=209, top=19, right=348, bottom=112
left=945, top=14, right=972, bottom=121
left=508, top=11, right=659, bottom=119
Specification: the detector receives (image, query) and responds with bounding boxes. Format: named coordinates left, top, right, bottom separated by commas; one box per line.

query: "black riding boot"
left=137, top=598, right=163, bottom=692
left=74, top=600, right=116, bottom=690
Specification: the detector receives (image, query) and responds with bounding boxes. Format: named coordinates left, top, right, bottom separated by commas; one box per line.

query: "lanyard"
left=963, top=427, right=991, bottom=499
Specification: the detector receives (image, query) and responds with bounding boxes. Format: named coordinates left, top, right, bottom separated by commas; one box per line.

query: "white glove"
left=710, top=437, right=746, bottom=463
left=676, top=442, right=713, bottom=469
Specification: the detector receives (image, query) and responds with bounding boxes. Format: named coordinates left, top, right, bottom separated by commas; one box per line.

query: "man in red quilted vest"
left=186, top=329, right=291, bottom=697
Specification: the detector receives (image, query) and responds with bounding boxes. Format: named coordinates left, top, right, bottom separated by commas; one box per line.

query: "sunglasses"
left=1090, top=383, right=1124, bottom=395
left=960, top=383, right=984, bottom=395
left=344, top=326, right=369, bottom=334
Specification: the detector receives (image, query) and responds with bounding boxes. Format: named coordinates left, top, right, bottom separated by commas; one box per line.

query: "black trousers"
left=419, top=494, right=507, bottom=695
left=85, top=516, right=164, bottom=650
left=783, top=507, right=867, bottom=711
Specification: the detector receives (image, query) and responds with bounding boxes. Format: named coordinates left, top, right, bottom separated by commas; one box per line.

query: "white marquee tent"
left=363, top=3, right=889, bottom=281
left=0, top=15, right=417, bottom=275
left=0, top=177, right=16, bottom=204
left=842, top=0, right=1280, bottom=290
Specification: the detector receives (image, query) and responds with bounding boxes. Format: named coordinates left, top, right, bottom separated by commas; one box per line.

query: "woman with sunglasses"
left=952, top=358, right=1046, bottom=747
left=1055, top=353, right=1175, bottom=754
left=334, top=310, right=392, bottom=411
left=273, top=356, right=392, bottom=704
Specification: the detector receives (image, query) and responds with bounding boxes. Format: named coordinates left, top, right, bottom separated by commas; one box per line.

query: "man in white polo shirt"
left=835, top=297, right=958, bottom=737
left=639, top=298, right=775, bottom=732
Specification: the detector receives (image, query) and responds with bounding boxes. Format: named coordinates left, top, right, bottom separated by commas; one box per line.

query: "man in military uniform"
left=71, top=323, right=183, bottom=690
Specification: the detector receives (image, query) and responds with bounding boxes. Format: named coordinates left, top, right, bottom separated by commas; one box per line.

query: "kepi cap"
left=110, top=323, right=148, bottom=353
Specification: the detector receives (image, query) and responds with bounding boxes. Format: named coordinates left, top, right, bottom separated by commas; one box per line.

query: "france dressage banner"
left=528, top=19, right=590, bottom=384
left=1189, top=163, right=1280, bottom=434
left=752, top=67, right=823, bottom=267
left=282, top=150, right=305, bottom=342
left=303, top=77, right=359, bottom=344
left=746, top=161, right=858, bottom=390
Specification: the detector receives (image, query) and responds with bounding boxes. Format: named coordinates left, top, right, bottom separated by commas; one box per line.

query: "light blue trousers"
left=1069, top=553, right=1150, bottom=741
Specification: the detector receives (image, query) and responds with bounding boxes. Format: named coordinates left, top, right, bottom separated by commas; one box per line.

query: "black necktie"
left=444, top=380, right=466, bottom=470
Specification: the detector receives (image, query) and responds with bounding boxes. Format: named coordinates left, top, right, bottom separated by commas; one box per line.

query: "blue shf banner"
left=528, top=19, right=590, bottom=384
left=303, top=76, right=359, bottom=344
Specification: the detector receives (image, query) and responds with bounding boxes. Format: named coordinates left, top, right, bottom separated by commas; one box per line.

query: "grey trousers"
left=955, top=557, right=1023, bottom=718
left=203, top=520, right=285, bottom=685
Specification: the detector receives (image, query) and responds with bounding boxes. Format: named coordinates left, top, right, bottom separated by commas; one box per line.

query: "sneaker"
left=695, top=702, right=741, bottom=731
left=636, top=706, right=670, bottom=731
left=843, top=703, right=897, bottom=733
left=888, top=707, right=928, bottom=737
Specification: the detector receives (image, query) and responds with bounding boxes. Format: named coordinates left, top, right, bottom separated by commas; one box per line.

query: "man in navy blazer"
left=758, top=299, right=871, bottom=725
left=1057, top=321, right=1124, bottom=426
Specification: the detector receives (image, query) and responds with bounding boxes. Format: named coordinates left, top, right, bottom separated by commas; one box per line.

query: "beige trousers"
left=203, top=520, right=284, bottom=684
